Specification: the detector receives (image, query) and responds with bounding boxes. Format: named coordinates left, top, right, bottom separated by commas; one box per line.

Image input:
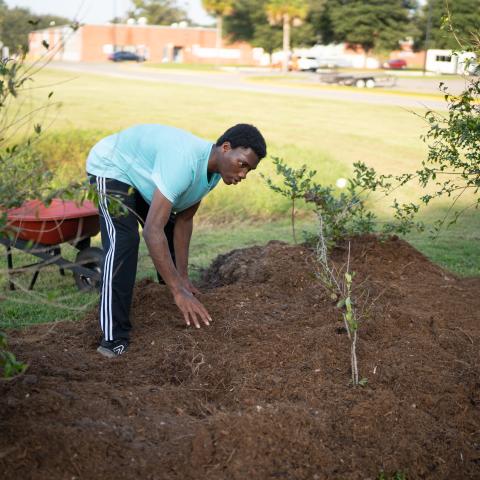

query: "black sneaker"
left=97, top=339, right=129, bottom=358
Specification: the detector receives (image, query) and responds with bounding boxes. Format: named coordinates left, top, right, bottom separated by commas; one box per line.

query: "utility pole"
left=422, top=0, right=433, bottom=75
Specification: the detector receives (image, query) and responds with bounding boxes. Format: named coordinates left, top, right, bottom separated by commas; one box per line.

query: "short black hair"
left=216, top=123, right=267, bottom=160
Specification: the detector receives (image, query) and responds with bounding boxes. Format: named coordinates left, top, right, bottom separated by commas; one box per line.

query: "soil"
left=1, top=235, right=479, bottom=480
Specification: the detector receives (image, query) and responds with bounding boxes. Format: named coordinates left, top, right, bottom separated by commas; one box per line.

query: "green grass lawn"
left=27, top=67, right=438, bottom=215
left=2, top=67, right=478, bottom=329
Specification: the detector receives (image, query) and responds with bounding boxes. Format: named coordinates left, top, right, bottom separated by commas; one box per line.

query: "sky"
left=4, top=0, right=215, bottom=25
left=5, top=0, right=426, bottom=26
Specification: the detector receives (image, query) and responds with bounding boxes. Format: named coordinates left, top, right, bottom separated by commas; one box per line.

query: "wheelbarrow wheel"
left=74, top=247, right=104, bottom=292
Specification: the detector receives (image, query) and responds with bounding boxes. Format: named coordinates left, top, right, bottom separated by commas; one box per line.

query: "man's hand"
left=172, top=287, right=211, bottom=328
left=144, top=190, right=211, bottom=328
left=182, top=277, right=201, bottom=296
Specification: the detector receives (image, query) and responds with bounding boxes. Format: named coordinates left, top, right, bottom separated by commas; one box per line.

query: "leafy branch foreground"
left=0, top=331, right=27, bottom=378
left=0, top=26, right=95, bottom=378
left=351, top=78, right=480, bottom=235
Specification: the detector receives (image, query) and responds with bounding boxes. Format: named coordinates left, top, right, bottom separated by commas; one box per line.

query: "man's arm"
left=173, top=201, right=201, bottom=294
left=143, top=189, right=211, bottom=328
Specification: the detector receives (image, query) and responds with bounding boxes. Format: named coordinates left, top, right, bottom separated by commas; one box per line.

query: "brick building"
left=28, top=23, right=263, bottom=65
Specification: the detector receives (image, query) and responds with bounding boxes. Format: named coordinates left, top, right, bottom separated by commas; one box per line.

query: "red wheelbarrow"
left=1, top=199, right=104, bottom=292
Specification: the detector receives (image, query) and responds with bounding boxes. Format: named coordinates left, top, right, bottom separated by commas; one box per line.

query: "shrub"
left=261, top=157, right=317, bottom=243
left=262, top=157, right=380, bottom=250
left=263, top=158, right=382, bottom=386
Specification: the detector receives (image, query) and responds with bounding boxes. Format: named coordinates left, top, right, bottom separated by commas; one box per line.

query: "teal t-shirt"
left=86, top=124, right=221, bottom=212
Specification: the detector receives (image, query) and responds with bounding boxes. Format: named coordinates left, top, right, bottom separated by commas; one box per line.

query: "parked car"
left=383, top=59, right=407, bottom=69
left=297, top=56, right=320, bottom=71
left=108, top=51, right=145, bottom=62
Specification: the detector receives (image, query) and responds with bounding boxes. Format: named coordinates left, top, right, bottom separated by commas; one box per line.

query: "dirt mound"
left=1, top=235, right=480, bottom=480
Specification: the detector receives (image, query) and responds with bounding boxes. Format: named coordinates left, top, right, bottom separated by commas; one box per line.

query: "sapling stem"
left=291, top=197, right=297, bottom=244
left=316, top=212, right=328, bottom=266
left=316, top=233, right=361, bottom=386
left=344, top=243, right=359, bottom=385
left=351, top=331, right=358, bottom=385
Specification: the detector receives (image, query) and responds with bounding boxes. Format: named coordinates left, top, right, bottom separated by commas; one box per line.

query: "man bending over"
left=86, top=123, right=267, bottom=357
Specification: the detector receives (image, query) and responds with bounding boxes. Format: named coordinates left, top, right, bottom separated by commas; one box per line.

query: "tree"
left=310, top=0, right=337, bottom=45
left=298, top=0, right=330, bottom=45
left=223, top=0, right=325, bottom=59
left=223, top=0, right=263, bottom=44
left=223, top=0, right=278, bottom=52
left=329, top=0, right=416, bottom=63
left=202, top=0, right=234, bottom=51
left=265, top=0, right=309, bottom=72
left=415, top=0, right=480, bottom=50
left=252, top=24, right=283, bottom=58
left=126, top=0, right=186, bottom=25
left=0, top=6, right=69, bottom=53
left=222, top=0, right=281, bottom=57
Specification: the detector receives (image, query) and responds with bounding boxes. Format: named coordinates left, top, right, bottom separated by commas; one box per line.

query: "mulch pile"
left=1, top=235, right=479, bottom=480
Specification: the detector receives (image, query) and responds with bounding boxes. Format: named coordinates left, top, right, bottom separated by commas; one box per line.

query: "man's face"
left=219, top=142, right=260, bottom=185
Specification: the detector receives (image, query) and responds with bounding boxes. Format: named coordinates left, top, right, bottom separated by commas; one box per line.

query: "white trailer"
left=426, top=49, right=477, bottom=74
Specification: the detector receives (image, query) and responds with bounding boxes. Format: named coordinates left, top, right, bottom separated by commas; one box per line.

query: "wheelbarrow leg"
left=6, top=245, right=15, bottom=291
left=29, top=270, right=40, bottom=290
left=74, top=237, right=91, bottom=251
left=53, top=247, right=65, bottom=276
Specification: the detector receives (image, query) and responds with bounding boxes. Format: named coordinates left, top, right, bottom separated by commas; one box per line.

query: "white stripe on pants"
left=97, top=177, right=116, bottom=342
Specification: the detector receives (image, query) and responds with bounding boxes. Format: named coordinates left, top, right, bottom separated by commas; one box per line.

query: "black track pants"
left=89, top=175, right=176, bottom=342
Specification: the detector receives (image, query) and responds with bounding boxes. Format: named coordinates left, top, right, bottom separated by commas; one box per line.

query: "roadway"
left=47, top=61, right=469, bottom=110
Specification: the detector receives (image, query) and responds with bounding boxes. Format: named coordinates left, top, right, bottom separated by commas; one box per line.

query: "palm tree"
left=265, top=0, right=308, bottom=72
left=202, top=0, right=234, bottom=51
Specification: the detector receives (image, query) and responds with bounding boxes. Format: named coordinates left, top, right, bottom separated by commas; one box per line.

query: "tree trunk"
left=216, top=15, right=222, bottom=50
left=282, top=13, right=290, bottom=73
left=215, top=15, right=223, bottom=66
left=363, top=47, right=370, bottom=69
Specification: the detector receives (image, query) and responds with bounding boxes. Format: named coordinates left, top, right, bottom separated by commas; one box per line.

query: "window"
left=435, top=55, right=452, bottom=63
